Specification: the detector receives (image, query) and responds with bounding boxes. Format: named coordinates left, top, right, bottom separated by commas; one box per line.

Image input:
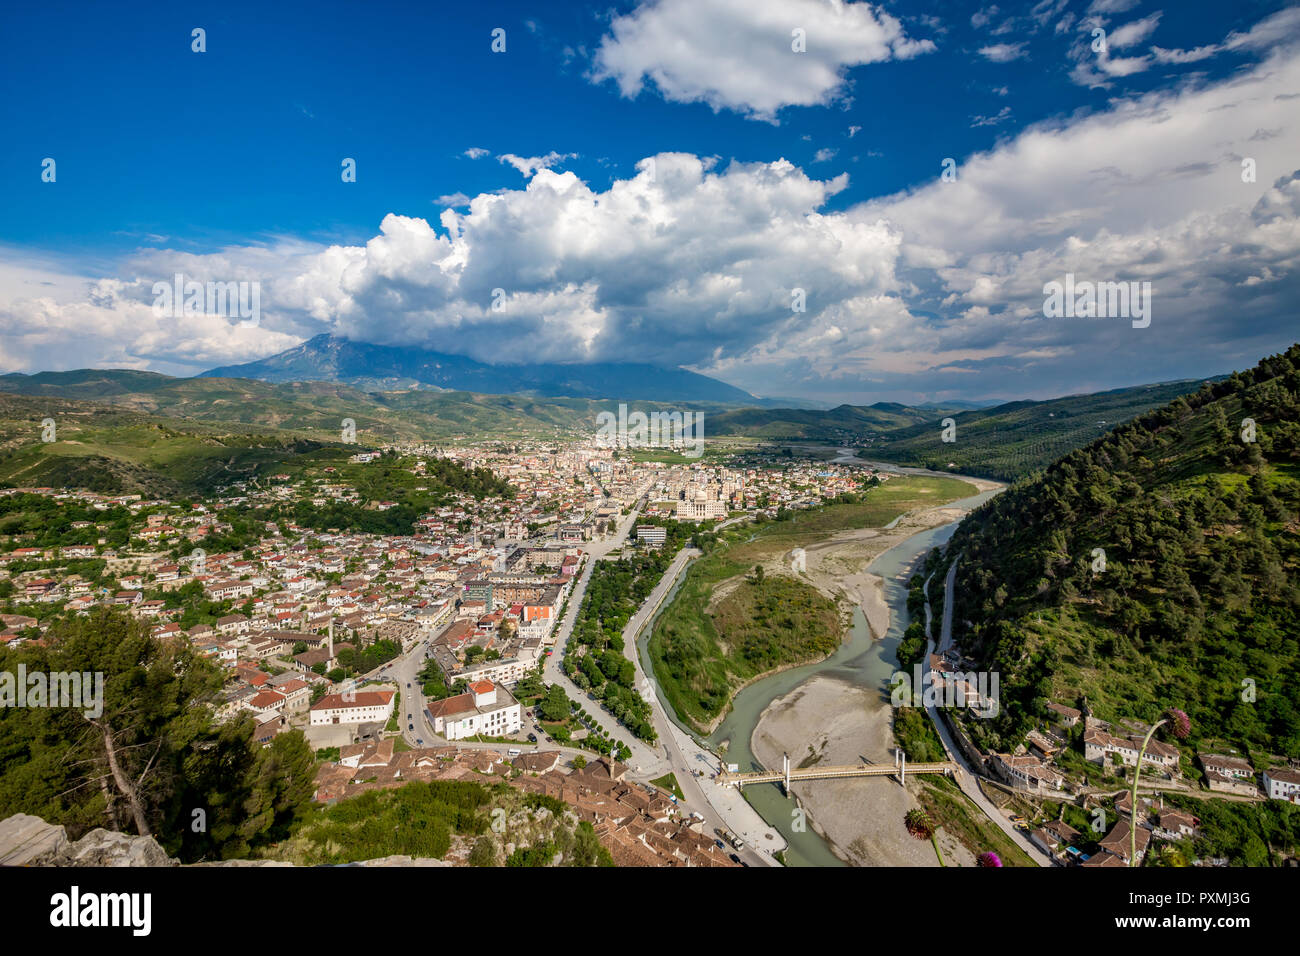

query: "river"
left=636, top=450, right=1001, bottom=866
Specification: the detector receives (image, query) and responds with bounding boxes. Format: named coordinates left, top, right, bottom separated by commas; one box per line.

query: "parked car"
left=408, top=723, right=413, bottom=730
left=527, top=733, right=537, bottom=742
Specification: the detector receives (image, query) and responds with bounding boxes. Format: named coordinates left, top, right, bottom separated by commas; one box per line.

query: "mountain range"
left=199, top=334, right=765, bottom=404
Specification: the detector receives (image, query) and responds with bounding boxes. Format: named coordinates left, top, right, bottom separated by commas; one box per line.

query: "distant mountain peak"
left=199, top=334, right=757, bottom=403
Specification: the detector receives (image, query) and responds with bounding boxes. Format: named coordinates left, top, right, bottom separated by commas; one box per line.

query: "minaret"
left=327, top=616, right=334, bottom=658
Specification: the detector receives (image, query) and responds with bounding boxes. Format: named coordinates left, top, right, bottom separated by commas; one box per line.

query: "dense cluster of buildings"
left=312, top=745, right=737, bottom=867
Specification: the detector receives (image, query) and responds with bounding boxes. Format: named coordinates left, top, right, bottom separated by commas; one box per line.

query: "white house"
left=309, top=689, right=395, bottom=726
left=425, top=680, right=521, bottom=740
left=1263, top=767, right=1300, bottom=803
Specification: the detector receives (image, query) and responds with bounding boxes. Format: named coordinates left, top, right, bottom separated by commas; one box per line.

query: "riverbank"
left=750, top=675, right=974, bottom=866
left=797, top=501, right=979, bottom=639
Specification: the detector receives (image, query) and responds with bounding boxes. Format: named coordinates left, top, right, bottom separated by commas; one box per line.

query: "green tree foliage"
left=0, top=608, right=315, bottom=861
left=538, top=684, right=572, bottom=722
left=947, top=345, right=1300, bottom=757
left=560, top=524, right=694, bottom=742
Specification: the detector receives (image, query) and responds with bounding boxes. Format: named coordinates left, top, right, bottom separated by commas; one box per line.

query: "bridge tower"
left=896, top=747, right=906, bottom=787
left=783, top=752, right=790, bottom=795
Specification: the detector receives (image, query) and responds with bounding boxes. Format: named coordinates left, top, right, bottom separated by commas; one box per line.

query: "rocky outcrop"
left=0, top=813, right=70, bottom=865
left=0, top=813, right=453, bottom=866
left=0, top=814, right=175, bottom=866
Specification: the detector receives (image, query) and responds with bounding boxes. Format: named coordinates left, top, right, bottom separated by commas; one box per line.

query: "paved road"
left=382, top=500, right=777, bottom=865
left=617, top=542, right=781, bottom=866
left=548, top=506, right=779, bottom=866
left=539, top=487, right=672, bottom=773
left=923, top=555, right=1053, bottom=867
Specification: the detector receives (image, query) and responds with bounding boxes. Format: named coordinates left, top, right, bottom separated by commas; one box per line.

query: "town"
left=0, top=435, right=885, bottom=867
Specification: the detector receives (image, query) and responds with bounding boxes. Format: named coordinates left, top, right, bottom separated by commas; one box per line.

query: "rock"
left=0, top=813, right=455, bottom=867
left=0, top=813, right=69, bottom=865
left=36, top=827, right=177, bottom=867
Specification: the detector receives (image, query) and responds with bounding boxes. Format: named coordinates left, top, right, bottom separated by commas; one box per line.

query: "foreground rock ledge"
left=0, top=813, right=451, bottom=867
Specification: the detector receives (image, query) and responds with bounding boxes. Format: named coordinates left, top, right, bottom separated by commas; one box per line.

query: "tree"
left=539, top=685, right=571, bottom=722
left=0, top=609, right=315, bottom=862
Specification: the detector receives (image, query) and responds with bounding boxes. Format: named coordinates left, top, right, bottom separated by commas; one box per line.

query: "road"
left=539, top=487, right=674, bottom=773
left=609, top=528, right=783, bottom=866
left=922, top=554, right=1053, bottom=867
left=379, top=482, right=660, bottom=759
left=540, top=504, right=779, bottom=865
left=367, top=497, right=776, bottom=865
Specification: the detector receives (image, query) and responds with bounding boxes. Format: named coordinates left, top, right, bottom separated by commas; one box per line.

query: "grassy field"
left=917, top=775, right=1036, bottom=867
left=648, top=475, right=978, bottom=732
left=650, top=773, right=685, bottom=800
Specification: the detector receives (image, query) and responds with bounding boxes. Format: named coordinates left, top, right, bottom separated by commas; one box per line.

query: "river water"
left=636, top=455, right=1000, bottom=867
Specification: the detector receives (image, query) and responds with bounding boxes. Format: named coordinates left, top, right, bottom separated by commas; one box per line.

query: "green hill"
left=943, top=344, right=1300, bottom=760
left=707, top=401, right=962, bottom=441
left=868, top=379, right=1217, bottom=481
left=0, top=392, right=351, bottom=496
left=0, top=369, right=603, bottom=442
left=0, top=390, right=507, bottom=500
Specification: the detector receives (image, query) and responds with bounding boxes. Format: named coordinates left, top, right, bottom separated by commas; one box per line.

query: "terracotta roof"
left=311, top=690, right=394, bottom=711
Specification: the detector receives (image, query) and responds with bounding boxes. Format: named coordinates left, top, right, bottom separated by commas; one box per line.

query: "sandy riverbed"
left=751, top=675, right=975, bottom=867
left=794, top=502, right=975, bottom=636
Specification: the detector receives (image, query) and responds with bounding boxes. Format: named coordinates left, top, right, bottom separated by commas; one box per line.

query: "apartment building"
left=425, top=680, right=521, bottom=740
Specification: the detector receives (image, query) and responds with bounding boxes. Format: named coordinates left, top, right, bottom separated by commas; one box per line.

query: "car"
left=729, top=853, right=741, bottom=864
left=527, top=733, right=537, bottom=742
left=406, top=682, right=411, bottom=688
left=416, top=739, right=423, bottom=745
left=408, top=723, right=413, bottom=730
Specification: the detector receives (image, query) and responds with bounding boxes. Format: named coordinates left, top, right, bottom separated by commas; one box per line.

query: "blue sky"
left=2, top=0, right=1298, bottom=404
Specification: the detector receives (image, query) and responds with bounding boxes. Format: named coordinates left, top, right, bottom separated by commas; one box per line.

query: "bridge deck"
left=718, top=762, right=956, bottom=788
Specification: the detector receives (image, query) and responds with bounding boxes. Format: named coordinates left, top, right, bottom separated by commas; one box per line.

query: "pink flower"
left=1165, top=708, right=1191, bottom=740
left=977, top=851, right=1002, bottom=867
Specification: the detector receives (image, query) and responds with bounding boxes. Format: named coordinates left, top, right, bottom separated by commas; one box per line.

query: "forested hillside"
left=870, top=379, right=1213, bottom=481
left=944, top=345, right=1300, bottom=759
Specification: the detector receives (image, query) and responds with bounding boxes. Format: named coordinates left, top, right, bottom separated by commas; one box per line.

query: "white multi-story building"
left=1083, top=726, right=1180, bottom=776
left=1264, top=767, right=1300, bottom=802
left=425, top=680, right=521, bottom=740
left=459, top=657, right=531, bottom=687
left=636, top=525, right=667, bottom=547
left=309, top=690, right=395, bottom=726
left=676, top=496, right=725, bottom=521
